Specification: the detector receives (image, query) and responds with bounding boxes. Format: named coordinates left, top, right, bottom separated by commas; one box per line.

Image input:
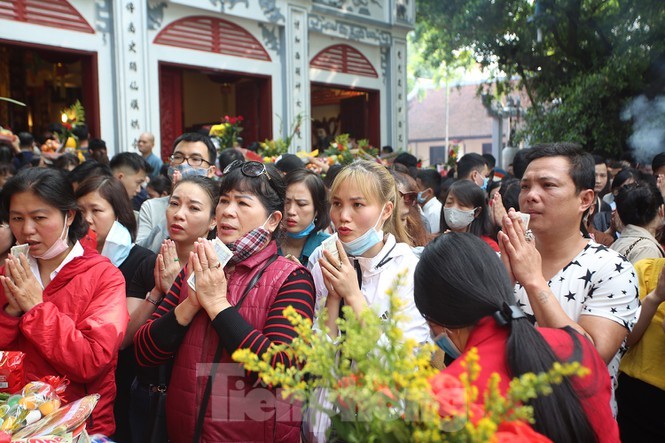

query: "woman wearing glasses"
left=391, top=169, right=430, bottom=249
left=280, top=169, right=330, bottom=267
left=304, top=161, right=430, bottom=442
left=135, top=161, right=315, bottom=443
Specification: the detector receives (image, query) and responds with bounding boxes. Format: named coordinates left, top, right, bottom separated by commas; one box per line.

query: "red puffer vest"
left=167, top=242, right=304, bottom=443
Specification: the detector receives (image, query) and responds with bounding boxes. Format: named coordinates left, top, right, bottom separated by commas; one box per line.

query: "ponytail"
left=415, top=233, right=599, bottom=443
left=506, top=317, right=597, bottom=442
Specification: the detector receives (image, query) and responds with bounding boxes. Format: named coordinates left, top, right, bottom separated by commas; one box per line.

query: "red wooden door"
left=159, top=66, right=183, bottom=160
left=235, top=80, right=259, bottom=145
left=234, top=77, right=272, bottom=145
left=367, top=90, right=380, bottom=147
left=80, top=53, right=100, bottom=138
left=340, top=94, right=367, bottom=140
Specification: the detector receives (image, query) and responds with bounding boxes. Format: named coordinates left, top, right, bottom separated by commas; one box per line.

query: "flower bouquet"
left=209, top=115, right=244, bottom=151
left=42, top=101, right=86, bottom=162
left=444, top=144, right=460, bottom=174
left=323, top=134, right=379, bottom=166
left=233, top=272, right=588, bottom=442
left=323, top=134, right=354, bottom=165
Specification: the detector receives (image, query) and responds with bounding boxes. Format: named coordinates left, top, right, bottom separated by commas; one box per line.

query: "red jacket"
left=167, top=242, right=303, bottom=443
left=445, top=317, right=620, bottom=442
left=0, top=247, right=128, bottom=436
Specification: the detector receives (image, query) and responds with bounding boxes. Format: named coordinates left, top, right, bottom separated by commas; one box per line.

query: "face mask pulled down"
left=340, top=205, right=385, bottom=256
left=432, top=330, right=462, bottom=359
left=287, top=220, right=316, bottom=239
left=226, top=214, right=274, bottom=266
left=32, top=214, right=70, bottom=260
left=101, top=220, right=133, bottom=267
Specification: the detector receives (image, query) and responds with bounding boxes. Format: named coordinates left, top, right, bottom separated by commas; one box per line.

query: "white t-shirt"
left=514, top=240, right=639, bottom=414
left=422, top=198, right=442, bottom=234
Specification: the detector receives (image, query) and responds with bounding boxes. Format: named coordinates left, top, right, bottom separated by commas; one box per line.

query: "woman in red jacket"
left=414, top=232, right=619, bottom=443
left=0, top=167, right=128, bottom=436
left=135, top=161, right=315, bottom=443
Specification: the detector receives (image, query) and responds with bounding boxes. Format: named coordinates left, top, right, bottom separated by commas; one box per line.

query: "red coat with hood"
left=0, top=246, right=128, bottom=436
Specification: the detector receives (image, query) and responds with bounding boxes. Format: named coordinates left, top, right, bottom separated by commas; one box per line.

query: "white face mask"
left=444, top=207, right=477, bottom=231
left=101, top=220, right=133, bottom=266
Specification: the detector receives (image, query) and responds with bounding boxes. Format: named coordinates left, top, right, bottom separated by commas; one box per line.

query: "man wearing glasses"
left=136, top=133, right=217, bottom=252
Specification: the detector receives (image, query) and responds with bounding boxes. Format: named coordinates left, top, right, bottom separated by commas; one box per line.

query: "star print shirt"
left=514, top=241, right=639, bottom=414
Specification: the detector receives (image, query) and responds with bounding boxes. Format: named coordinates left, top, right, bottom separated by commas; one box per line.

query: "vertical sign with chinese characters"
left=285, top=5, right=310, bottom=153
left=113, top=1, right=150, bottom=153
left=391, top=38, right=407, bottom=149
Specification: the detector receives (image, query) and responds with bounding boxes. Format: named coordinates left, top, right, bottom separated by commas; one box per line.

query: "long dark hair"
left=439, top=180, right=494, bottom=238
left=414, top=233, right=598, bottom=443
left=285, top=169, right=330, bottom=232
left=75, top=176, right=137, bottom=241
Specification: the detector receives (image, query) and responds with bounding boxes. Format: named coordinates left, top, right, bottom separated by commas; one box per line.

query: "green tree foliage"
left=414, top=0, right=665, bottom=157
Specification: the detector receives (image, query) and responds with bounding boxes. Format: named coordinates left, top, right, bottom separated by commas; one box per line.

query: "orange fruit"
left=38, top=399, right=60, bottom=416
left=18, top=396, right=38, bottom=410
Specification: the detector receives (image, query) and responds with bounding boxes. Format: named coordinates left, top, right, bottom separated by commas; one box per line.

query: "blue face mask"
left=340, top=205, right=385, bottom=256
left=416, top=190, right=427, bottom=205
left=432, top=331, right=462, bottom=359
left=101, top=220, right=133, bottom=267
left=287, top=220, right=316, bottom=239
left=481, top=177, right=490, bottom=192
left=167, top=163, right=208, bottom=181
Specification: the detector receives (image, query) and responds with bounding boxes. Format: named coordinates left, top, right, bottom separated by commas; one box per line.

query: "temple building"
left=0, top=0, right=413, bottom=157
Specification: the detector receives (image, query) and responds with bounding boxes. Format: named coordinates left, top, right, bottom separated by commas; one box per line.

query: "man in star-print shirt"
left=498, top=143, right=639, bottom=415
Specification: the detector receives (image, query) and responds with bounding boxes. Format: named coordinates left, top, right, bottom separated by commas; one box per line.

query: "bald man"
left=137, top=132, right=162, bottom=179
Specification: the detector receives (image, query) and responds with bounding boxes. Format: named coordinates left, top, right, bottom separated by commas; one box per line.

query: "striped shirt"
left=134, top=266, right=315, bottom=369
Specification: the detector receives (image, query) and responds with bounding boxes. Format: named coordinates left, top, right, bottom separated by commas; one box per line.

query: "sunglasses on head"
left=223, top=160, right=276, bottom=192
left=399, top=190, right=418, bottom=207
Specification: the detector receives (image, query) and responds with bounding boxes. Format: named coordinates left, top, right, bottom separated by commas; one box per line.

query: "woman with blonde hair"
left=305, top=160, right=429, bottom=442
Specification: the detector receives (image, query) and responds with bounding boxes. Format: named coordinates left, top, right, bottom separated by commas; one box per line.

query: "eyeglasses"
left=223, top=160, right=277, bottom=191
left=399, top=190, right=418, bottom=207
left=170, top=153, right=211, bottom=168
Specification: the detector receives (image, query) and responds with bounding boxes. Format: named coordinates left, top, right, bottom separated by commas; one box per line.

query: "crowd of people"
left=0, top=125, right=664, bottom=443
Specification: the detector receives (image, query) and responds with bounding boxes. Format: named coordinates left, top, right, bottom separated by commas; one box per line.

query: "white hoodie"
left=303, top=233, right=430, bottom=442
